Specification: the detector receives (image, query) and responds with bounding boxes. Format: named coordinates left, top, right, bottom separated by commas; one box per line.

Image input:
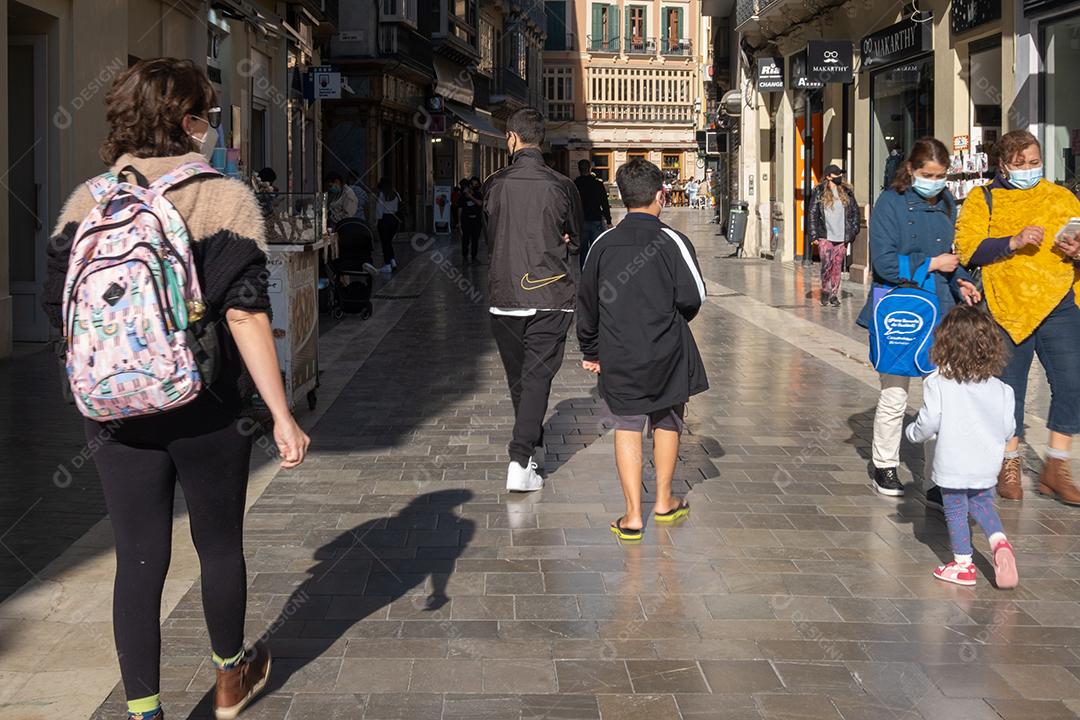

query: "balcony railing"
left=661, top=37, right=693, bottom=56
left=624, top=36, right=656, bottom=55
left=586, top=102, right=693, bottom=124
left=544, top=33, right=576, bottom=52
left=736, top=0, right=786, bottom=28
left=494, top=66, right=529, bottom=103
left=587, top=34, right=620, bottom=53
left=547, top=101, right=574, bottom=121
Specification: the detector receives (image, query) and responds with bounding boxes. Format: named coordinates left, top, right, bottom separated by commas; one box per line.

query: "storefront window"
left=871, top=55, right=934, bottom=195
left=1042, top=12, right=1080, bottom=192
left=968, top=38, right=1002, bottom=156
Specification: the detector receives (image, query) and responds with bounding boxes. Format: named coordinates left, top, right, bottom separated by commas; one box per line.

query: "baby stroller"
left=321, top=217, right=376, bottom=320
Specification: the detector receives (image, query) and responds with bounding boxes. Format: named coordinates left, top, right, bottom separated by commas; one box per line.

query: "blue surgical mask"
left=1007, top=166, right=1043, bottom=190
left=912, top=175, right=946, bottom=199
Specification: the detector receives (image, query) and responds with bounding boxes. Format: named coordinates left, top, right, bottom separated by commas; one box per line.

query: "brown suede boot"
left=997, top=457, right=1023, bottom=501
left=1037, top=457, right=1080, bottom=506
left=213, top=641, right=271, bottom=720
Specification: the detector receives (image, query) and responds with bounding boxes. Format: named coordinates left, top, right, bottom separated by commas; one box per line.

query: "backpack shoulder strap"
left=85, top=172, right=119, bottom=203
left=149, top=161, right=221, bottom=193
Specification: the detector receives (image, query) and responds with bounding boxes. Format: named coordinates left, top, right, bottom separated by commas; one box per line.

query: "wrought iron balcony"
left=661, top=37, right=693, bottom=56
left=545, top=32, right=575, bottom=52
left=587, top=34, right=620, bottom=53
left=736, top=0, right=786, bottom=29
left=624, top=36, right=657, bottom=55
left=378, top=24, right=434, bottom=72
left=494, top=66, right=530, bottom=103
left=508, top=0, right=545, bottom=31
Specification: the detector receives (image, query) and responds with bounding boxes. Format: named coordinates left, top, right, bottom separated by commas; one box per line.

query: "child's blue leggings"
left=942, top=487, right=1004, bottom=556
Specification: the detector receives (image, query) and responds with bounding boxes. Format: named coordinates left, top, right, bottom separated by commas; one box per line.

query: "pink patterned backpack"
left=62, top=162, right=221, bottom=420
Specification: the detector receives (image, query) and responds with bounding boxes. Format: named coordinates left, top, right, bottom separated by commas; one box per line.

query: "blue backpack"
left=868, top=256, right=938, bottom=377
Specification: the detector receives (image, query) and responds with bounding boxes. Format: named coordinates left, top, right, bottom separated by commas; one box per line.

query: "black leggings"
left=378, top=215, right=399, bottom=264
left=89, top=399, right=252, bottom=701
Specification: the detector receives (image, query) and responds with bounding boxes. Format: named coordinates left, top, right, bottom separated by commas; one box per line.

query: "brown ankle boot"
left=1037, top=457, right=1080, bottom=506
left=214, top=641, right=271, bottom=720
left=997, top=457, right=1023, bottom=501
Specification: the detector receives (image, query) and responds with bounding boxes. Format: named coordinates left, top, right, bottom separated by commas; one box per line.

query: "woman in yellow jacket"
left=955, top=130, right=1080, bottom=505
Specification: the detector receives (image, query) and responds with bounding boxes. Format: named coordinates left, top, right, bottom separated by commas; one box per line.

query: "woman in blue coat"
left=857, top=137, right=981, bottom=503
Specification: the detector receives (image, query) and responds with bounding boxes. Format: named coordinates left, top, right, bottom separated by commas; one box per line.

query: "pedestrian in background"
left=809, top=164, right=859, bottom=306
left=905, top=305, right=1019, bottom=589
left=573, top=159, right=612, bottom=269
left=43, top=57, right=309, bottom=720
left=857, top=137, right=981, bottom=503
left=577, top=158, right=708, bottom=540
left=326, top=171, right=358, bottom=227
left=484, top=107, right=583, bottom=492
left=686, top=177, right=700, bottom=208
left=955, top=129, right=1080, bottom=504
left=374, top=176, right=403, bottom=273
left=459, top=176, right=483, bottom=264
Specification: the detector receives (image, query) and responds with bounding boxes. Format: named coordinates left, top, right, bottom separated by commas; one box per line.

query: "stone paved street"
left=6, top=209, right=1080, bottom=720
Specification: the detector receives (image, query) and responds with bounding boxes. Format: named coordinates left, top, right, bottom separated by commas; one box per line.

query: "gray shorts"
left=611, top=404, right=686, bottom=435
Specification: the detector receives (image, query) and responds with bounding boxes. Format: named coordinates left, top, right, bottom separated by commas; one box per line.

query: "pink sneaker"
left=992, top=539, right=1019, bottom=589
left=934, top=561, right=977, bottom=586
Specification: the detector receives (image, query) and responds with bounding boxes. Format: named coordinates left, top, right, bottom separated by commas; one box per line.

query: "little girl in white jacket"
left=906, top=305, right=1018, bottom=588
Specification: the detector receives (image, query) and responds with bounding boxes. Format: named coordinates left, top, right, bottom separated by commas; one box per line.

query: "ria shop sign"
left=806, top=41, right=853, bottom=84
left=755, top=57, right=784, bottom=92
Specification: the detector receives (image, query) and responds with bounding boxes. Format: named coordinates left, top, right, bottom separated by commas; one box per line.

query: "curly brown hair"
left=99, top=58, right=216, bottom=165
left=995, top=129, right=1041, bottom=170
left=930, top=305, right=1009, bottom=383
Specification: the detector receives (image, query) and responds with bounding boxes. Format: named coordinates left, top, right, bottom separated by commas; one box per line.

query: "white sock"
left=1004, top=450, right=1020, bottom=460
left=1047, top=447, right=1070, bottom=461
left=953, top=554, right=973, bottom=566
left=988, top=532, right=1007, bottom=548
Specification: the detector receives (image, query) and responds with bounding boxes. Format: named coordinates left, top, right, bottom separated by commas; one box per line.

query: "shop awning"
left=433, top=56, right=474, bottom=105
left=447, top=102, right=503, bottom=141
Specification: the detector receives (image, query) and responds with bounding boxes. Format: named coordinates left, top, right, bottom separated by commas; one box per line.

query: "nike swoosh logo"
left=520, top=272, right=566, bottom=291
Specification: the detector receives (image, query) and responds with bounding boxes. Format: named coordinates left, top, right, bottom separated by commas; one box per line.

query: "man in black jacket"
left=573, top=159, right=612, bottom=269
left=484, top=107, right=584, bottom=492
left=578, top=158, right=708, bottom=540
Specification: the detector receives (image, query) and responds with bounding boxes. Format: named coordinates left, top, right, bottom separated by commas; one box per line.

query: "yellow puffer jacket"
left=955, top=179, right=1080, bottom=343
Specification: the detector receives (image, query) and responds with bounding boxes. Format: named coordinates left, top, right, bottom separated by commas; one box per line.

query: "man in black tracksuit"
left=577, top=158, right=708, bottom=539
left=484, top=108, right=584, bottom=492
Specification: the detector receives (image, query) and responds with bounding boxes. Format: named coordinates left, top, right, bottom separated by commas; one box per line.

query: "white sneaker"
left=506, top=459, right=543, bottom=492
left=378, top=263, right=393, bottom=273
left=362, top=262, right=379, bottom=276
left=390, top=258, right=398, bottom=268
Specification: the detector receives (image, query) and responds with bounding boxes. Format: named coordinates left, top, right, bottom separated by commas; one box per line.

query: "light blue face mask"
left=1008, top=166, right=1043, bottom=190
left=912, top=175, right=946, bottom=199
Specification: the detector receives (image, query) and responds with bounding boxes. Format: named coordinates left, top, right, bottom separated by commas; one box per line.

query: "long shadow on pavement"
left=185, top=489, right=475, bottom=717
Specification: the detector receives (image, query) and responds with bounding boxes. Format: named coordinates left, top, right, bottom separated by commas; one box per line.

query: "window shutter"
left=642, top=7, right=648, bottom=43
left=609, top=4, right=620, bottom=50
left=676, top=7, right=684, bottom=43
left=592, top=3, right=603, bottom=48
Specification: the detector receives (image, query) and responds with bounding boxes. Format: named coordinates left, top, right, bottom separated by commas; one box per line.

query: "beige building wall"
left=0, top=0, right=301, bottom=357
left=544, top=0, right=709, bottom=184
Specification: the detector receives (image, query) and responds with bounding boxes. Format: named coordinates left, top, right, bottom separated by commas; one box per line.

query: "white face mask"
left=191, top=125, right=218, bottom=162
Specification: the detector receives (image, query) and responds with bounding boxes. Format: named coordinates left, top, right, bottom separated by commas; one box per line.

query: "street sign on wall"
left=755, top=57, right=784, bottom=92
left=807, top=41, right=853, bottom=83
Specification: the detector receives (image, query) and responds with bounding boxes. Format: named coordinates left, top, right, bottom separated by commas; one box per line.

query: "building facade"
left=733, top=0, right=1080, bottom=274
left=323, top=0, right=542, bottom=229
left=542, top=0, right=714, bottom=186
left=0, top=0, right=329, bottom=357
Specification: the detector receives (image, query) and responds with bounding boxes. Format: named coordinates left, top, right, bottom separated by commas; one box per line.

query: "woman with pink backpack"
left=43, top=58, right=309, bottom=720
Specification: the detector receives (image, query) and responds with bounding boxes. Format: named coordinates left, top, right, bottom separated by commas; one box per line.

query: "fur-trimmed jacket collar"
left=53, top=152, right=267, bottom=252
